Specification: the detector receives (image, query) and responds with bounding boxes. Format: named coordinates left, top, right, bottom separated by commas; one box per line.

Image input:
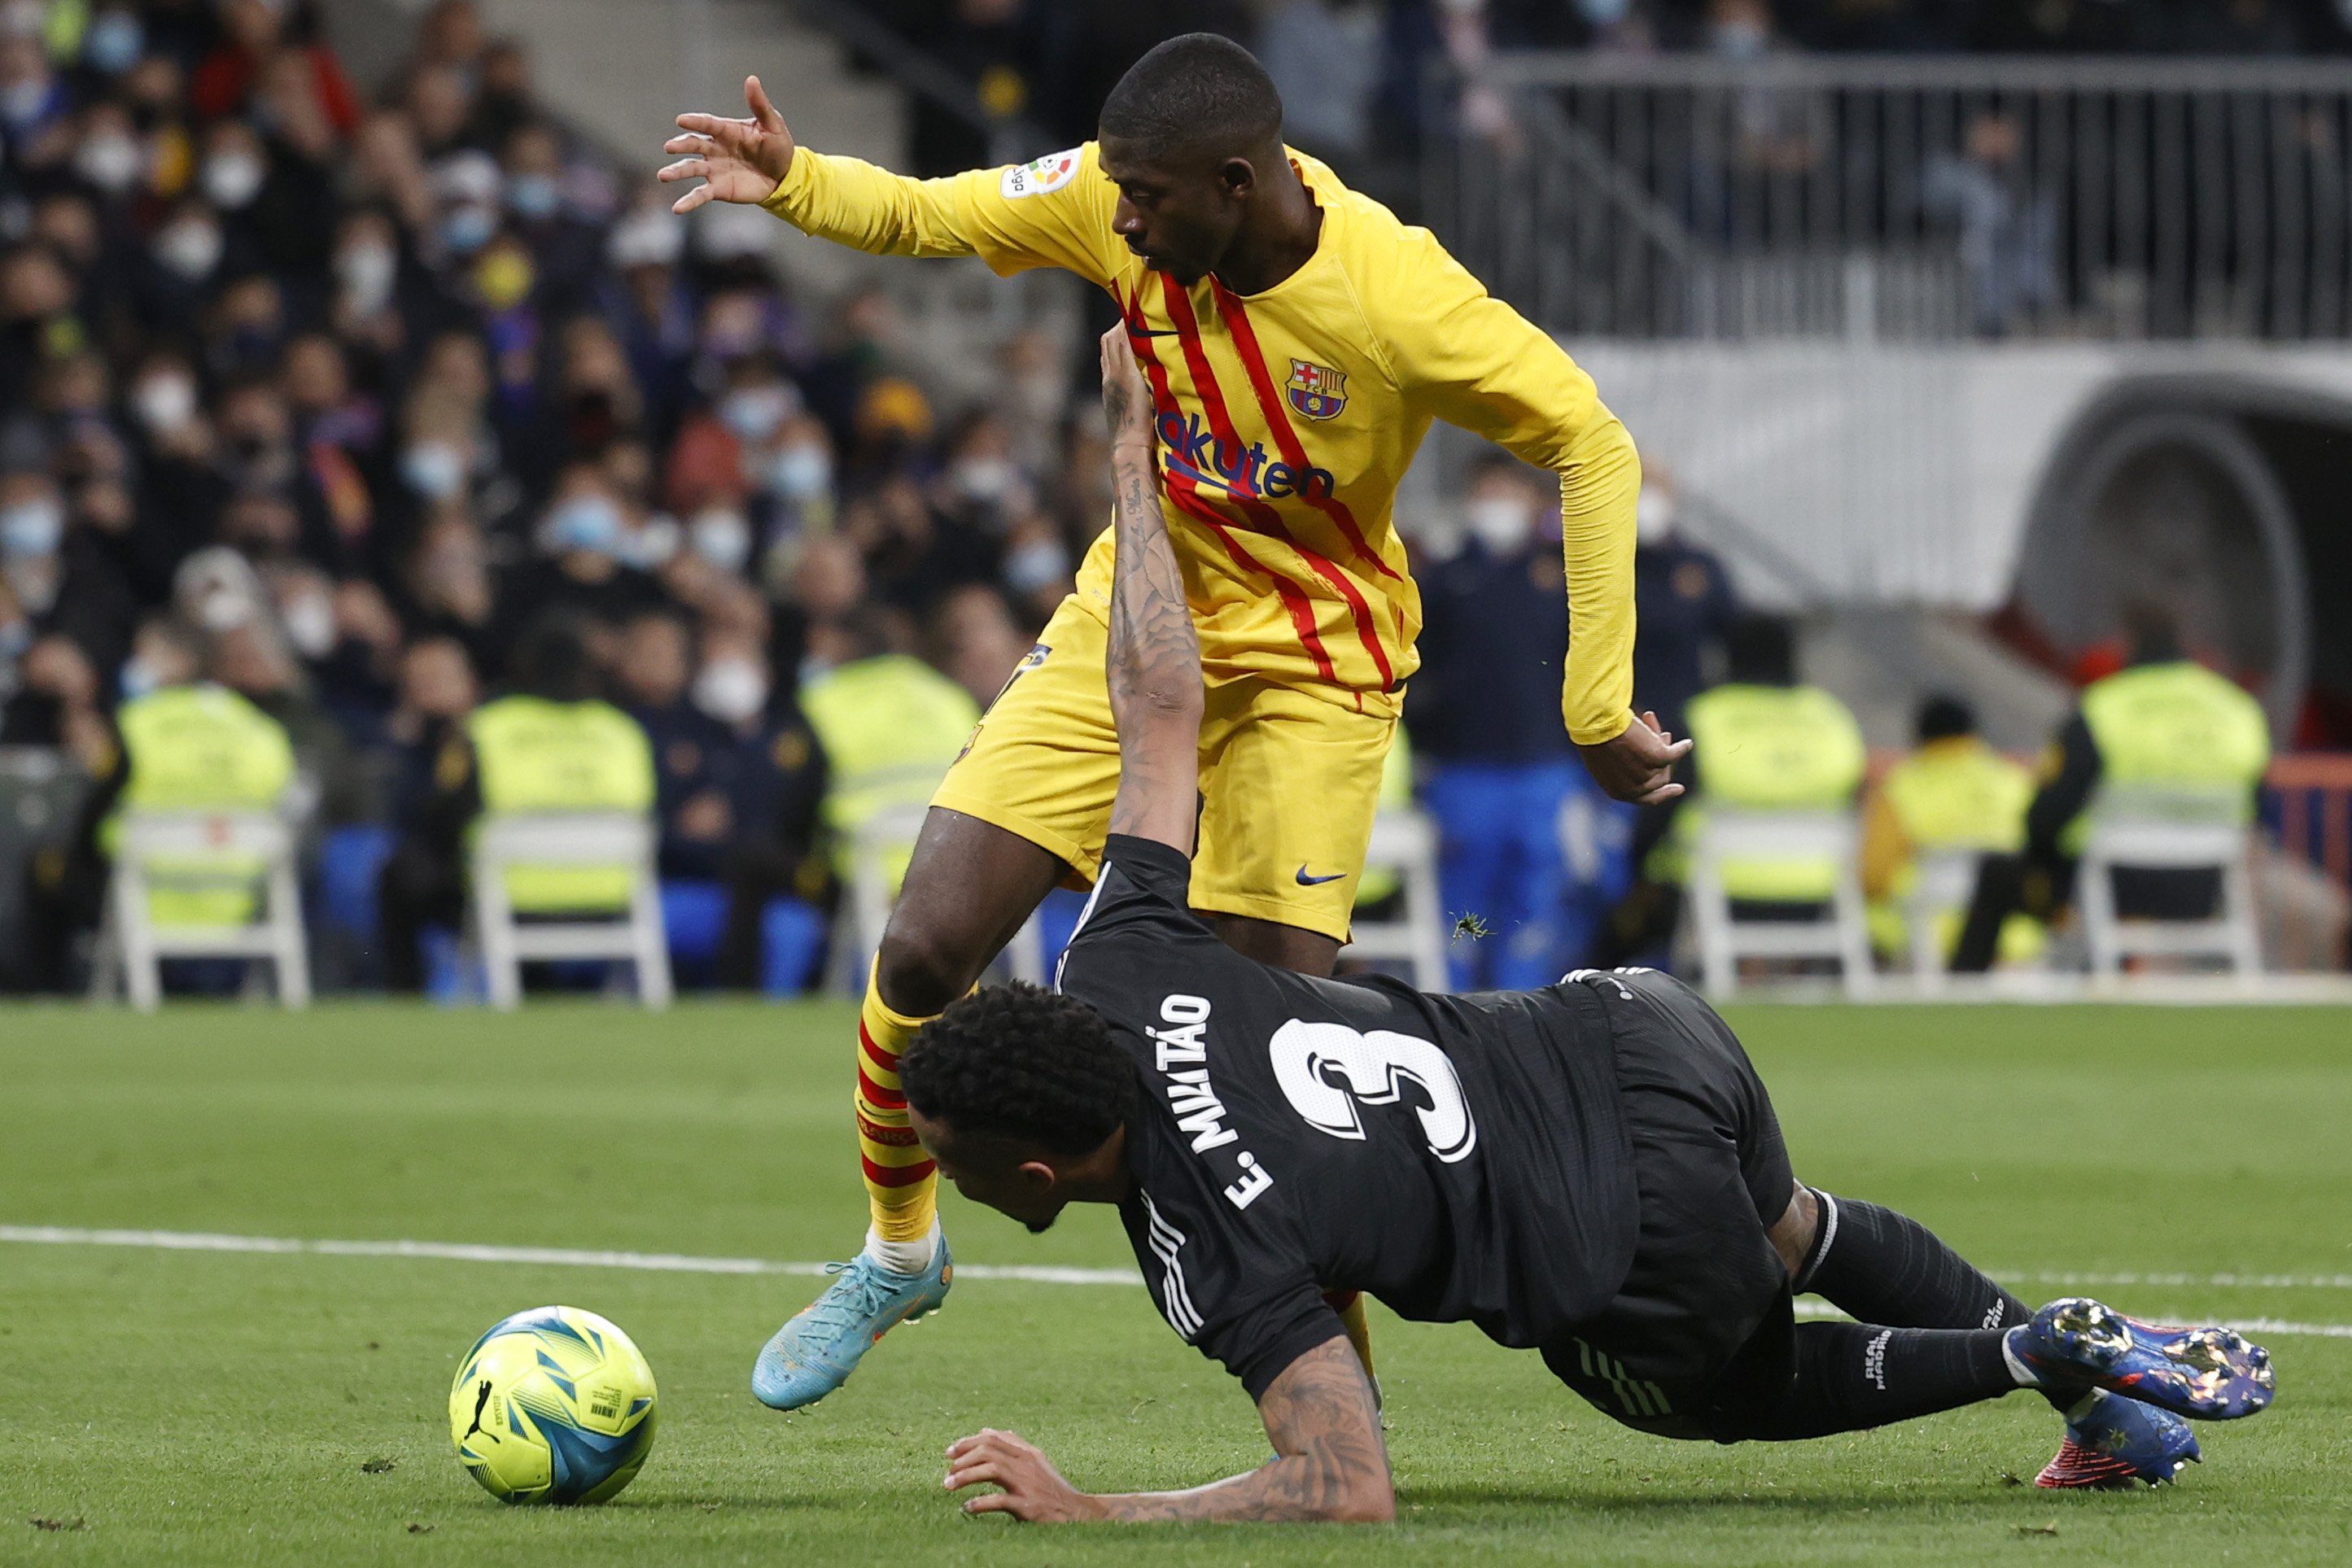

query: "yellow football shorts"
left=930, top=594, right=1397, bottom=943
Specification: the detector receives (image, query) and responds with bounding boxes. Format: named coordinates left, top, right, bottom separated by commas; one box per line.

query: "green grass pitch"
left=6, top=999, right=2350, bottom=1565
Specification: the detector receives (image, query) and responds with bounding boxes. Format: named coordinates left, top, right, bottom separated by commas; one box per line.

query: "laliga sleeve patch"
left=1001, top=149, right=1082, bottom=199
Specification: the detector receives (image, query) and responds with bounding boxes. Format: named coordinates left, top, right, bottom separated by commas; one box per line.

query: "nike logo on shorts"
left=1295, top=866, right=1346, bottom=886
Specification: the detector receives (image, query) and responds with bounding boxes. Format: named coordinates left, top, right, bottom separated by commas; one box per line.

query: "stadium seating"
left=2078, top=791, right=2262, bottom=979
left=1687, top=809, right=1873, bottom=997
left=1344, top=807, right=1453, bottom=991
left=466, top=813, right=673, bottom=1009
left=92, top=811, right=310, bottom=1011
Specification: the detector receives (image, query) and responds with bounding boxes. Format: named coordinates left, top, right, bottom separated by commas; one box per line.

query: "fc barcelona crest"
left=1286, top=358, right=1349, bottom=421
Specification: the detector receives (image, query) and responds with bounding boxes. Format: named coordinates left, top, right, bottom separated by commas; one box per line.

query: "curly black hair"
left=898, top=981, right=1139, bottom=1155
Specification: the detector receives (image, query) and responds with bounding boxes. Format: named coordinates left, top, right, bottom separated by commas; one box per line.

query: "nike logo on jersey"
left=1295, top=866, right=1346, bottom=886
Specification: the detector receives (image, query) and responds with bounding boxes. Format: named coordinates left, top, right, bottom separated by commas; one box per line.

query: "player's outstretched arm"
left=1099, top=325, right=1202, bottom=858
left=661, top=75, right=984, bottom=260
left=944, top=1337, right=1393, bottom=1523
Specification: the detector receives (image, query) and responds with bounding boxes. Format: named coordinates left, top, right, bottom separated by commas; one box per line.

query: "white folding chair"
left=1687, top=809, right=1873, bottom=997
left=1904, top=848, right=1983, bottom=985
left=1345, top=808, right=1453, bottom=991
left=2077, top=788, right=2261, bottom=977
left=94, top=810, right=309, bottom=1011
left=833, top=802, right=1045, bottom=994
left=467, top=813, right=671, bottom=1010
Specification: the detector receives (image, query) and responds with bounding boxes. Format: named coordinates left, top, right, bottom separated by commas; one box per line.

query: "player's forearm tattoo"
left=1090, top=1337, right=1394, bottom=1522
left=1104, top=426, right=1201, bottom=839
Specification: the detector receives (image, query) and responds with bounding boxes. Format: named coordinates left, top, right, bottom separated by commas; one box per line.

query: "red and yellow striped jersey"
left=764, top=142, right=1639, bottom=743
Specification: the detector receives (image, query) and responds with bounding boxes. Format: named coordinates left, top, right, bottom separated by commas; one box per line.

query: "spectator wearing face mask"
left=612, top=606, right=743, bottom=887
left=499, top=120, right=600, bottom=314
left=665, top=352, right=805, bottom=519
left=491, top=462, right=667, bottom=669
left=1410, top=453, right=1635, bottom=986
left=691, top=622, right=829, bottom=993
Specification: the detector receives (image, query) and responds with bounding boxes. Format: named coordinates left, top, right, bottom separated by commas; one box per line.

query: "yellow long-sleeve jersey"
left=763, top=142, right=1640, bottom=743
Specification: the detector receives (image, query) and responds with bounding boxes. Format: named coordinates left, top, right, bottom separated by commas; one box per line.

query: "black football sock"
left=1716, top=1321, right=2022, bottom=1441
left=1795, top=1191, right=2030, bottom=1330
left=1795, top=1191, right=2075, bottom=1415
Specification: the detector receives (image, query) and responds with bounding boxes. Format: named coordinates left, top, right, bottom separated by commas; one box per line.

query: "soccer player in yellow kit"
left=662, top=33, right=1687, bottom=1413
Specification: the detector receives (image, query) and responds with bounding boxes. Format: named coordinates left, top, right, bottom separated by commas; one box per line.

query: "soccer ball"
left=448, top=1305, right=658, bottom=1505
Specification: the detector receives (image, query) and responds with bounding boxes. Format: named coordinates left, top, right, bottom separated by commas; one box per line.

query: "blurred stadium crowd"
left=879, top=0, right=2352, bottom=180
left=0, top=0, right=2319, bottom=1000
left=0, top=0, right=1114, bottom=994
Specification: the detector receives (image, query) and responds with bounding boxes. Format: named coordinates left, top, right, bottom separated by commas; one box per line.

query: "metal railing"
left=1432, top=53, right=2352, bottom=341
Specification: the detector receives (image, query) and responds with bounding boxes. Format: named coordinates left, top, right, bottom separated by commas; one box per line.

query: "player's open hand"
left=661, top=75, right=796, bottom=214
left=1578, top=709, right=1691, bottom=805
left=945, top=1428, right=1102, bottom=1522
left=1099, top=325, right=1156, bottom=452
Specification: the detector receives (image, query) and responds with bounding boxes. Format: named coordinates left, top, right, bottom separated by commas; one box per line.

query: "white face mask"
left=281, top=591, right=336, bottom=659
left=134, top=373, right=199, bottom=433
left=767, top=443, right=831, bottom=502
left=119, top=653, right=164, bottom=701
left=1463, top=495, right=1534, bottom=554
left=1636, top=487, right=1679, bottom=544
left=336, top=241, right=398, bottom=313
left=719, top=385, right=792, bottom=444
left=155, top=220, right=224, bottom=282
left=0, top=496, right=62, bottom=557
left=693, top=657, right=767, bottom=723
left=689, top=507, right=753, bottom=573
left=76, top=133, right=142, bottom=193
left=400, top=441, right=468, bottom=501
left=1003, top=536, right=1069, bottom=595
left=951, top=456, right=1017, bottom=504
left=202, top=151, right=267, bottom=210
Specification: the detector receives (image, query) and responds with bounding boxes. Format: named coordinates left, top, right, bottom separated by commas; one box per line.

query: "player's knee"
left=1768, top=1181, right=1819, bottom=1283
left=874, top=908, right=984, bottom=1017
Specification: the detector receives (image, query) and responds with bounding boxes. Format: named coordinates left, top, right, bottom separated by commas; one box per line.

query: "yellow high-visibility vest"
left=104, top=683, right=295, bottom=927
left=1677, top=683, right=1865, bottom=902
left=800, top=655, right=979, bottom=891
left=466, top=695, right=655, bottom=913
left=2059, top=661, right=2270, bottom=855
left=1867, top=736, right=2040, bottom=962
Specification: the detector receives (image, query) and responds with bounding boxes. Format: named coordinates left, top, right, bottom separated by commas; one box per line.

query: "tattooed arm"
left=943, top=1335, right=1394, bottom=1523
left=1095, top=323, right=1204, bottom=858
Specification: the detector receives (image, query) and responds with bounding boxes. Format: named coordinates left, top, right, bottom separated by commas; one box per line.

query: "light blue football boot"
left=750, top=1238, right=953, bottom=1410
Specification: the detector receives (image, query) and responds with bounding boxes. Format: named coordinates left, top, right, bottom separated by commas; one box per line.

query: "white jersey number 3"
left=1268, top=1020, right=1478, bottom=1163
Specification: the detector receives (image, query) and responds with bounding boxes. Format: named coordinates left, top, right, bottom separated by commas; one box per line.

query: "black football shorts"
left=1540, top=968, right=1800, bottom=1441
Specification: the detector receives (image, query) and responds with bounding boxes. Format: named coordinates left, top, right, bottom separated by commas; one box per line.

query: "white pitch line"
left=1994, top=1269, right=2352, bottom=1291
left=0, top=1225, right=1142, bottom=1287
left=7, top=1225, right=2351, bottom=1339
left=1789, top=1299, right=2352, bottom=1340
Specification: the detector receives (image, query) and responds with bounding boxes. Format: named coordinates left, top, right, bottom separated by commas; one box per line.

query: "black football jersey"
left=1056, top=836, right=1639, bottom=1396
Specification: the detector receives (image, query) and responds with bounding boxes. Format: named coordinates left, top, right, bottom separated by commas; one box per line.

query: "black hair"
left=1915, top=693, right=1976, bottom=743
left=1098, top=33, right=1282, bottom=157
left=509, top=609, right=599, bottom=702
left=1725, top=614, right=1797, bottom=686
left=899, top=981, right=1139, bottom=1155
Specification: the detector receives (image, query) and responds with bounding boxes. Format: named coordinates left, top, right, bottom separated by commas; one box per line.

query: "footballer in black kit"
left=891, top=325, right=2275, bottom=1527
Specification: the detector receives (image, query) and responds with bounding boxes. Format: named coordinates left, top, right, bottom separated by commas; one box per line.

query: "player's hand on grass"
left=1099, top=325, right=1157, bottom=453
left=945, top=1428, right=1102, bottom=1522
left=1578, top=709, right=1690, bottom=806
left=662, top=75, right=796, bottom=214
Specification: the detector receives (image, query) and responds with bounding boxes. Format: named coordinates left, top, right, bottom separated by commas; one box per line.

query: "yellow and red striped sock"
left=855, top=971, right=938, bottom=1246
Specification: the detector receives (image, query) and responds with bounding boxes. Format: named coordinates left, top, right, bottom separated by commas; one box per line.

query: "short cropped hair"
left=1099, top=33, right=1282, bottom=156
left=899, top=981, right=1139, bottom=1155
left=1915, top=694, right=1976, bottom=743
